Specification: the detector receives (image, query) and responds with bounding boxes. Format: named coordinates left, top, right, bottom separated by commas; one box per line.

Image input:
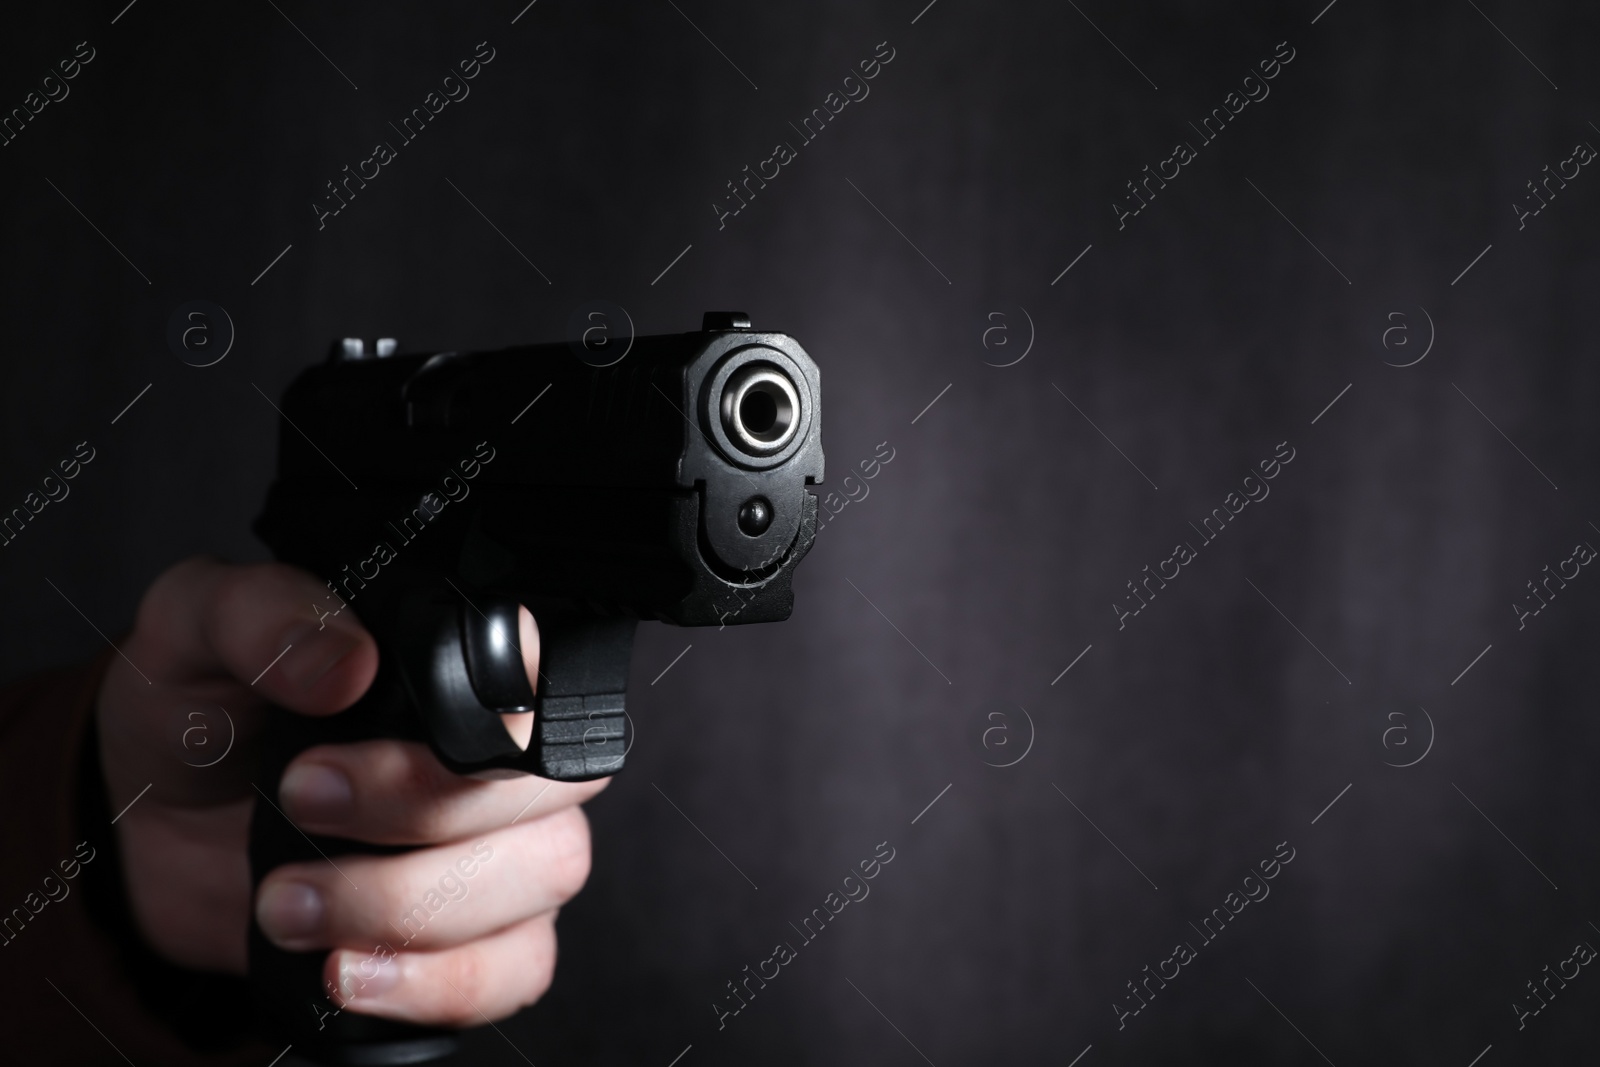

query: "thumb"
left=134, top=557, right=378, bottom=717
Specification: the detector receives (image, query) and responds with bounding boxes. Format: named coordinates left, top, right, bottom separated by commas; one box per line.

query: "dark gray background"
left=2, top=0, right=1598, bottom=1063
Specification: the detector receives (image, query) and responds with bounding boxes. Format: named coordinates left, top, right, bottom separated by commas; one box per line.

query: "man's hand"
left=95, top=557, right=607, bottom=1025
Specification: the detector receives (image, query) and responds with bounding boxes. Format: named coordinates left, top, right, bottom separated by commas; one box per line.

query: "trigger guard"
left=392, top=590, right=528, bottom=767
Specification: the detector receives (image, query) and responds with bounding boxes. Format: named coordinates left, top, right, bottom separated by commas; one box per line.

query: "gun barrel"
left=720, top=362, right=802, bottom=457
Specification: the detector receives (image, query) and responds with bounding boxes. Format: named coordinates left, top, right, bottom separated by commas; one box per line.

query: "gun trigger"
left=460, top=598, right=536, bottom=712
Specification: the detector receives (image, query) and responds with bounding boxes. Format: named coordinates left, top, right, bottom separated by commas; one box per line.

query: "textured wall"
left=2, top=1, right=1597, bottom=1063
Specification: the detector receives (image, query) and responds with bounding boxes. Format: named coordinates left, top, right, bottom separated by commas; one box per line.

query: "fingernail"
left=280, top=762, right=354, bottom=825
left=256, top=880, right=325, bottom=947
left=337, top=950, right=401, bottom=1003
left=278, top=623, right=360, bottom=693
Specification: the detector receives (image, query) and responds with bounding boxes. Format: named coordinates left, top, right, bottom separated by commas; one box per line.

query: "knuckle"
left=359, top=875, right=414, bottom=938
left=338, top=742, right=453, bottom=842
left=519, top=920, right=558, bottom=1008
left=133, top=555, right=219, bottom=641
left=395, top=750, right=453, bottom=838
left=203, top=563, right=251, bottom=623
left=440, top=949, right=490, bottom=1025
left=389, top=895, right=435, bottom=947
left=204, top=560, right=323, bottom=636
left=206, top=561, right=279, bottom=626
left=541, top=807, right=593, bottom=900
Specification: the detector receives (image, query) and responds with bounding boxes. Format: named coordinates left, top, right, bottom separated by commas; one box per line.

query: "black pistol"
left=247, top=311, right=823, bottom=1064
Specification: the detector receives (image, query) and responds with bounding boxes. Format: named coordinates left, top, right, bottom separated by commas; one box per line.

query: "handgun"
left=246, top=311, right=823, bottom=1064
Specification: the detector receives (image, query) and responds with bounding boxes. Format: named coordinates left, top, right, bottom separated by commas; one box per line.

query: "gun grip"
left=248, top=701, right=460, bottom=1064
